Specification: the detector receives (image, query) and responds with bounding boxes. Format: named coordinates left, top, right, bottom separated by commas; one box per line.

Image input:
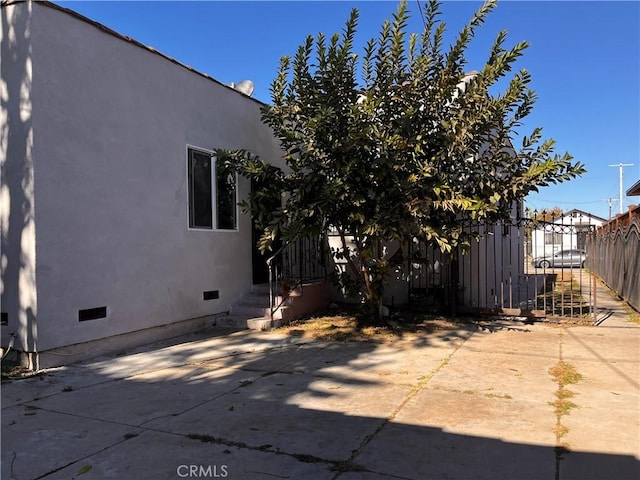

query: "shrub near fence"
left=590, top=213, right=640, bottom=312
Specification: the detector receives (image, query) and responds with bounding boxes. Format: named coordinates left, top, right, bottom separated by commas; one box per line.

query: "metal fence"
left=409, top=218, right=597, bottom=320
left=589, top=215, right=640, bottom=312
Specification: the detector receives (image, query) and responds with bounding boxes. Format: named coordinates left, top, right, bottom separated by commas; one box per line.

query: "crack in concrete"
left=333, top=325, right=479, bottom=480
left=551, top=329, right=585, bottom=480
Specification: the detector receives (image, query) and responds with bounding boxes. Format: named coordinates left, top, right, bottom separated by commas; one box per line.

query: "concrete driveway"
left=2, top=312, right=639, bottom=480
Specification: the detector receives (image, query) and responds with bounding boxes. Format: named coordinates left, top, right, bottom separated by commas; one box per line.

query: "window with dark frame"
left=188, top=147, right=237, bottom=230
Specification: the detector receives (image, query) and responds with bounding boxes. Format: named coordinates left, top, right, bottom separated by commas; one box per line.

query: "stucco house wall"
left=1, top=1, right=283, bottom=361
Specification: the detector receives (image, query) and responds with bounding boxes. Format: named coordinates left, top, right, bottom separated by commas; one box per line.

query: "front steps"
left=214, top=283, right=291, bottom=331
left=215, top=282, right=330, bottom=331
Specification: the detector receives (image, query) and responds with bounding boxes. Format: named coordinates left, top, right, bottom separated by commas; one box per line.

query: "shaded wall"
left=1, top=1, right=38, bottom=354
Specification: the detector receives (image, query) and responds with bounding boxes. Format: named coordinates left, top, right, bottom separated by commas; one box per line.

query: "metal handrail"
left=266, top=235, right=327, bottom=320
left=266, top=240, right=293, bottom=321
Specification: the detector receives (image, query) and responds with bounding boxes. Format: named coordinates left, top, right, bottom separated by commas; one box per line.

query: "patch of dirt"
left=276, top=304, right=474, bottom=342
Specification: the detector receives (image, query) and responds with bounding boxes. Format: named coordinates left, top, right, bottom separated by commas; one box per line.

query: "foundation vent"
left=79, top=307, right=107, bottom=322
left=203, top=290, right=219, bottom=301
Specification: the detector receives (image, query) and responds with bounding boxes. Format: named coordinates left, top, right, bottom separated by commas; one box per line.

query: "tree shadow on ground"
left=2, top=324, right=638, bottom=480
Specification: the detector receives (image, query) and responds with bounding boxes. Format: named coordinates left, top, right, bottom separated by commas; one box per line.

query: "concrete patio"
left=2, top=300, right=639, bottom=480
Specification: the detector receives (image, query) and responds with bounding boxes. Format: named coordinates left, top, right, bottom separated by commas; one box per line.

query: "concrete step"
left=218, top=281, right=329, bottom=332
left=214, top=314, right=285, bottom=331
left=251, top=283, right=271, bottom=295
left=246, top=317, right=284, bottom=330
left=238, top=292, right=270, bottom=305
left=250, top=283, right=301, bottom=298
left=212, top=315, right=251, bottom=329
left=229, top=304, right=270, bottom=318
left=238, top=292, right=292, bottom=307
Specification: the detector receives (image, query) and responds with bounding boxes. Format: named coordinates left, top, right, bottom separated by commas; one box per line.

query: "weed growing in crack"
left=549, top=361, right=583, bottom=386
left=549, top=359, right=583, bottom=445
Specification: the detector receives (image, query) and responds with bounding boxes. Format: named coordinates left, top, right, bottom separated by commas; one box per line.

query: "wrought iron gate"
left=409, top=219, right=597, bottom=320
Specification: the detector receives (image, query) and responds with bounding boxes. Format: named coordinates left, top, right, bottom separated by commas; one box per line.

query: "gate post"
left=592, top=268, right=598, bottom=322
left=449, top=250, right=459, bottom=317
left=590, top=225, right=597, bottom=322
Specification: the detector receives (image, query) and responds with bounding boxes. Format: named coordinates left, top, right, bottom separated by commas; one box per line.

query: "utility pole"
left=608, top=163, right=634, bottom=214
left=603, top=197, right=618, bottom=220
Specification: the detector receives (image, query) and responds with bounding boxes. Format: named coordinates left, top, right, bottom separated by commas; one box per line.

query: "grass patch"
left=486, top=392, right=512, bottom=399
left=552, top=423, right=569, bottom=439
left=621, top=302, right=640, bottom=325
left=549, top=360, right=583, bottom=446
left=276, top=305, right=469, bottom=342
left=550, top=397, right=579, bottom=416
left=554, top=387, right=575, bottom=400
left=279, top=315, right=395, bottom=342
left=549, top=361, right=584, bottom=386
left=432, top=386, right=512, bottom=400
left=537, top=274, right=592, bottom=319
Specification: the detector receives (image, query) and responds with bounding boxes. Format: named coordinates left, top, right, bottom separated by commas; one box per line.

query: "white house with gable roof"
left=529, top=209, right=606, bottom=261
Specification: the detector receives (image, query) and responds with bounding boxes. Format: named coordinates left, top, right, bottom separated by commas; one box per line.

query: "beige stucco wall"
left=1, top=2, right=283, bottom=353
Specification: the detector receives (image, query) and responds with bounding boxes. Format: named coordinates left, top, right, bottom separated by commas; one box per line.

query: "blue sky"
left=57, top=0, right=640, bottom=220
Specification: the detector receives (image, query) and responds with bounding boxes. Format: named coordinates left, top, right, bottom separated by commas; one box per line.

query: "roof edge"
left=560, top=208, right=607, bottom=223
left=1, top=0, right=267, bottom=106
left=626, top=179, right=640, bottom=196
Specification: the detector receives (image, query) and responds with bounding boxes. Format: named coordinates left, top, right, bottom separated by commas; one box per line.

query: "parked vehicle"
left=533, top=249, right=586, bottom=268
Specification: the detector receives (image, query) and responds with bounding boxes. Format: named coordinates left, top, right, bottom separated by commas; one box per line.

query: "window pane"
left=188, top=149, right=212, bottom=229
left=216, top=156, right=237, bottom=230
left=545, top=232, right=563, bottom=245
left=545, top=232, right=554, bottom=245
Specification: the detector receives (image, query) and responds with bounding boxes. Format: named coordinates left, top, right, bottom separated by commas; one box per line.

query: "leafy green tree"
left=226, top=0, right=585, bottom=320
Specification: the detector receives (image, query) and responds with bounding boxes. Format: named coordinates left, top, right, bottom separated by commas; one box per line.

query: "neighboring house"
left=530, top=209, right=606, bottom=260
left=626, top=179, right=640, bottom=197
left=1, top=0, right=287, bottom=367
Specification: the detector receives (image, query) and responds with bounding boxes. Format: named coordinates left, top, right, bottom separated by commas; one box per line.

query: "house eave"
left=1, top=0, right=267, bottom=106
left=626, top=179, right=640, bottom=196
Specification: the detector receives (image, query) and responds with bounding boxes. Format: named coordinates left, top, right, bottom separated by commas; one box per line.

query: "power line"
left=416, top=0, right=427, bottom=29
left=527, top=199, right=602, bottom=205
